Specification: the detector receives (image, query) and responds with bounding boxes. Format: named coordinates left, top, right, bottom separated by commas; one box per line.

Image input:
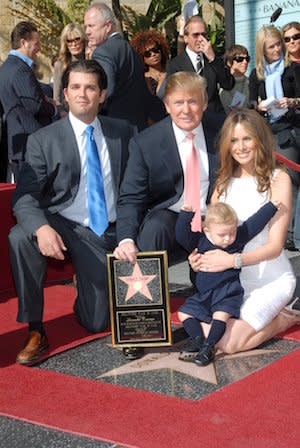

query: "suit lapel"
left=182, top=51, right=196, bottom=72
left=160, top=118, right=184, bottom=199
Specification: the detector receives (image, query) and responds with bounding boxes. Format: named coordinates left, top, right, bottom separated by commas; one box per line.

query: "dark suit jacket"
left=116, top=113, right=223, bottom=243
left=166, top=50, right=234, bottom=113
left=11, top=115, right=134, bottom=236
left=0, top=55, right=55, bottom=161
left=92, top=34, right=165, bottom=130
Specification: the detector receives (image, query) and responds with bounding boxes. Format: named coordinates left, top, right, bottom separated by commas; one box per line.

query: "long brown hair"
left=215, top=109, right=279, bottom=198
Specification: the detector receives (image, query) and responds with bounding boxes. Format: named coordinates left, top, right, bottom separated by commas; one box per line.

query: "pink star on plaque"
left=119, top=262, right=156, bottom=302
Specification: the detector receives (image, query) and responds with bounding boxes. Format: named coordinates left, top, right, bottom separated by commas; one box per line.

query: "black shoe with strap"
left=179, top=335, right=204, bottom=362
left=194, top=342, right=215, bottom=366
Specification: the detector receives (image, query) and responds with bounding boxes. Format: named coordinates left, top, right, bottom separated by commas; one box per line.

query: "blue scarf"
left=263, top=55, right=285, bottom=100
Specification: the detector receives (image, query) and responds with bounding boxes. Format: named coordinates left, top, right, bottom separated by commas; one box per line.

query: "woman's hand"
left=198, top=249, right=235, bottom=272
left=188, top=248, right=202, bottom=272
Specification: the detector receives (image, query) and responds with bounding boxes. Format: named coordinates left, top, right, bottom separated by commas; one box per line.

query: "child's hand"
left=181, top=204, right=195, bottom=212
left=272, top=199, right=281, bottom=210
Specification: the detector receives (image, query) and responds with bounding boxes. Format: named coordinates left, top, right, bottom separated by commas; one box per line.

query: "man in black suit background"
left=9, top=60, right=135, bottom=366
left=84, top=2, right=165, bottom=130
left=167, top=16, right=234, bottom=113
left=114, top=71, right=223, bottom=265
left=0, top=21, right=56, bottom=182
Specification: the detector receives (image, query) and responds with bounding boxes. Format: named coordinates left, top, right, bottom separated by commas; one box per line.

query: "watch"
left=234, top=253, right=242, bottom=269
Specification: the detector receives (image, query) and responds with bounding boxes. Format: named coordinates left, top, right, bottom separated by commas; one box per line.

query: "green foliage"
left=66, top=0, right=90, bottom=24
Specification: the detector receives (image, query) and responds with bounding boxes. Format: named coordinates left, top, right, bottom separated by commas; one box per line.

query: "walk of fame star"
left=99, top=341, right=279, bottom=385
left=119, top=262, right=156, bottom=302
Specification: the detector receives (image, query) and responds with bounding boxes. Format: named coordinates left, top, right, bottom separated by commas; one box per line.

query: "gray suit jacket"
left=12, top=115, right=134, bottom=236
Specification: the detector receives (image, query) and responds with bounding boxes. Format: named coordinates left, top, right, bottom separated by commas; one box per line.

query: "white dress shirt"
left=60, top=112, right=116, bottom=227
left=169, top=121, right=209, bottom=214
left=186, top=47, right=204, bottom=72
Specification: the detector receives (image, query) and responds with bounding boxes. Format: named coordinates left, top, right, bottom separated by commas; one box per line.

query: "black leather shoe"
left=194, top=342, right=215, bottom=366
left=179, top=335, right=204, bottom=362
left=123, top=347, right=144, bottom=360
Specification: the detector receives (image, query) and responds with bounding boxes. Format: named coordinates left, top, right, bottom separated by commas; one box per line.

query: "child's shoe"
left=194, top=342, right=215, bottom=366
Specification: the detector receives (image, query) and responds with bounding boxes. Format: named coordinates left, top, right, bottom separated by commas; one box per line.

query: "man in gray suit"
left=84, top=2, right=165, bottom=130
left=9, top=60, right=135, bottom=366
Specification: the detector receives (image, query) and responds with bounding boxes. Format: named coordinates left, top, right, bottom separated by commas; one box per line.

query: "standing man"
left=0, top=21, right=56, bottom=182
left=167, top=16, right=234, bottom=113
left=9, top=60, right=135, bottom=366
left=84, top=2, right=165, bottom=130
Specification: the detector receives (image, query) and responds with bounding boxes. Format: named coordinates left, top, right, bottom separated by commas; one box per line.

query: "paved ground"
left=1, top=249, right=300, bottom=447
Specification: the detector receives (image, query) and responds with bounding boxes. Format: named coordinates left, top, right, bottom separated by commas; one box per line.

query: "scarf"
left=263, top=55, right=285, bottom=99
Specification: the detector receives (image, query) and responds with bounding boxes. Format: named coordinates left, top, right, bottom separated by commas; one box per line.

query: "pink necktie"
left=184, top=132, right=202, bottom=232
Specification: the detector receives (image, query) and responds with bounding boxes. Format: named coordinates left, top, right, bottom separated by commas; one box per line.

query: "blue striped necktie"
left=85, top=125, right=108, bottom=236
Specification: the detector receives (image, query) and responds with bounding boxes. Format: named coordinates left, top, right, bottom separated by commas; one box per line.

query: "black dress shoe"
left=123, top=347, right=144, bottom=360
left=179, top=335, right=204, bottom=362
left=194, top=342, right=215, bottom=366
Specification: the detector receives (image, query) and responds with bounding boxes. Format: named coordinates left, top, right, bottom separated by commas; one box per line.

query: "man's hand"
left=36, top=224, right=67, bottom=260
left=113, top=241, right=138, bottom=264
left=199, top=36, right=215, bottom=62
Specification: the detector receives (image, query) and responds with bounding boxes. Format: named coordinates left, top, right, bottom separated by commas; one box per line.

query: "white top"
left=219, top=172, right=296, bottom=331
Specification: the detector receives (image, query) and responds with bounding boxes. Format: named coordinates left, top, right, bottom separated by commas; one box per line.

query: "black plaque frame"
left=107, top=251, right=172, bottom=348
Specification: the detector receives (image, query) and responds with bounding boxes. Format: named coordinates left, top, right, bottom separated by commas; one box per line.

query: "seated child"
left=175, top=200, right=280, bottom=366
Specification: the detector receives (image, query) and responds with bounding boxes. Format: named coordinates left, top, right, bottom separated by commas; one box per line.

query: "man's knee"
left=137, top=210, right=177, bottom=251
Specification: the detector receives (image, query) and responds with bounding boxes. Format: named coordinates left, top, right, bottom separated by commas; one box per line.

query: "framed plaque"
left=107, top=251, right=172, bottom=348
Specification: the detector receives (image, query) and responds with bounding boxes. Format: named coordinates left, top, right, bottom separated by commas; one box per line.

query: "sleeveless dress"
left=219, top=172, right=296, bottom=331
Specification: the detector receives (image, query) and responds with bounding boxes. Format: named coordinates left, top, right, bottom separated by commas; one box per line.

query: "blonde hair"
left=215, top=109, right=279, bottom=199
left=164, top=71, right=208, bottom=105
left=255, top=25, right=285, bottom=80
left=59, top=23, right=87, bottom=71
left=282, top=21, right=300, bottom=65
left=204, top=202, right=238, bottom=228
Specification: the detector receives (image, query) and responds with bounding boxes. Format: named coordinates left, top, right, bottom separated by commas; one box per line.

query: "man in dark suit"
left=167, top=16, right=234, bottom=113
left=9, top=60, right=135, bottom=366
left=0, top=21, right=56, bottom=182
left=114, top=71, right=223, bottom=265
left=84, top=2, right=165, bottom=130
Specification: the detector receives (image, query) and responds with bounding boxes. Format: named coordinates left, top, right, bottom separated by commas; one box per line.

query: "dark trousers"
left=136, top=208, right=187, bottom=265
left=9, top=214, right=116, bottom=333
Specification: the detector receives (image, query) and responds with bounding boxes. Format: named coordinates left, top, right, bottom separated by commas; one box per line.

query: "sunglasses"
left=283, top=32, right=300, bottom=43
left=143, top=46, right=161, bottom=58
left=233, top=55, right=250, bottom=63
left=66, top=37, right=81, bottom=45
left=190, top=32, right=207, bottom=39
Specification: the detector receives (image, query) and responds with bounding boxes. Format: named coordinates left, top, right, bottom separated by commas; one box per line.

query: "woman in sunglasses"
left=282, top=22, right=300, bottom=250
left=249, top=24, right=300, bottom=250
left=53, top=23, right=87, bottom=115
left=130, top=30, right=169, bottom=99
left=220, top=44, right=250, bottom=114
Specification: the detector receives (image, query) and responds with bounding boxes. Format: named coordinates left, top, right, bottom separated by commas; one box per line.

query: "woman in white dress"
left=189, top=109, right=300, bottom=353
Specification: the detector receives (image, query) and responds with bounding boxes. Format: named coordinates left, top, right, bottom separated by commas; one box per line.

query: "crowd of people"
left=0, top=2, right=300, bottom=366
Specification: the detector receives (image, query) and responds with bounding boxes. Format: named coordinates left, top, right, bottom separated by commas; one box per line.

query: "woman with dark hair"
left=220, top=44, right=250, bottom=114
left=187, top=109, right=299, bottom=356
left=53, top=23, right=87, bottom=115
left=130, top=30, right=169, bottom=99
left=281, top=22, right=300, bottom=249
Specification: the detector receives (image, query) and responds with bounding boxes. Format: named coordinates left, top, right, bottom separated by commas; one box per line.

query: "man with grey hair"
left=84, top=2, right=165, bottom=130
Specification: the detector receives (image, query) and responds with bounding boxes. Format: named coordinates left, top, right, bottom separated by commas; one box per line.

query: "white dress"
left=219, top=173, right=296, bottom=331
